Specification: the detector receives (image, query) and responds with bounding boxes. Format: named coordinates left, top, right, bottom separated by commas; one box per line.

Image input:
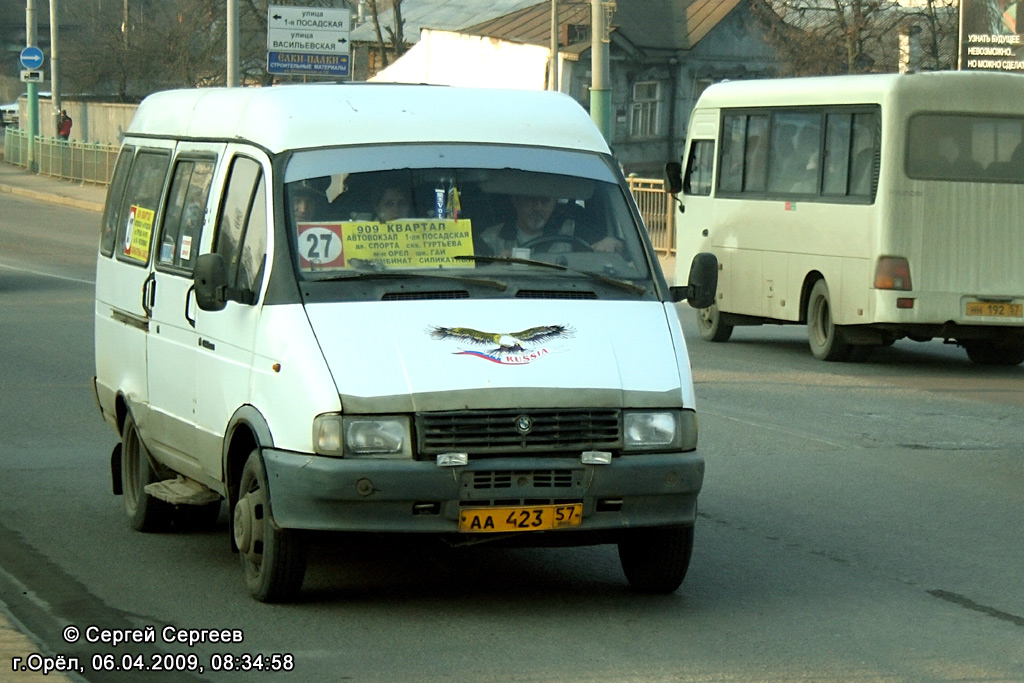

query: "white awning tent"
left=369, top=29, right=555, bottom=90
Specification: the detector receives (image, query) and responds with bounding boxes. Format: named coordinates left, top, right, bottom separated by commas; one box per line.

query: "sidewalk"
left=0, top=162, right=106, bottom=213
left=0, top=610, right=77, bottom=682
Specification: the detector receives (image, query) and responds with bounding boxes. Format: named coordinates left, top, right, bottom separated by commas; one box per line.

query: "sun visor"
left=481, top=169, right=595, bottom=199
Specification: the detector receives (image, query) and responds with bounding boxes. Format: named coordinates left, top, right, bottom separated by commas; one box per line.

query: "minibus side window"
left=100, top=146, right=135, bottom=257
left=719, top=116, right=744, bottom=193
left=849, top=112, right=879, bottom=197
left=238, top=182, right=267, bottom=295
left=157, top=159, right=215, bottom=273
left=115, top=150, right=170, bottom=266
left=683, top=140, right=715, bottom=196
left=823, top=113, right=853, bottom=197
left=214, top=157, right=267, bottom=297
left=767, top=111, right=822, bottom=195
left=743, top=115, right=768, bottom=192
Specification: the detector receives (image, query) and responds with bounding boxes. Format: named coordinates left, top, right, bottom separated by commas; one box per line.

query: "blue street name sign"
left=267, top=51, right=349, bottom=77
left=20, top=46, right=45, bottom=70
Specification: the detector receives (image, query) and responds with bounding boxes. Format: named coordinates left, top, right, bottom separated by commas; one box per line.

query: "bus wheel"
left=696, top=304, right=733, bottom=342
left=121, top=413, right=173, bottom=532
left=235, top=449, right=307, bottom=602
left=963, top=339, right=1024, bottom=366
left=618, top=524, right=694, bottom=594
left=807, top=280, right=853, bottom=361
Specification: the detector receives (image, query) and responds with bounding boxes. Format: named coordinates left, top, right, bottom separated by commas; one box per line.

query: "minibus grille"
left=464, top=470, right=577, bottom=490
left=515, top=290, right=597, bottom=299
left=382, top=290, right=470, bottom=300
left=417, top=409, right=621, bottom=456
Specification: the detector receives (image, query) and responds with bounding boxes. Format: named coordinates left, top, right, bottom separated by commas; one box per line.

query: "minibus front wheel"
left=618, top=524, right=694, bottom=594
left=235, top=449, right=307, bottom=603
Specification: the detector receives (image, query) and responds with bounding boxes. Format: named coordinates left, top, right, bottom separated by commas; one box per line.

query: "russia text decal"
left=428, top=325, right=573, bottom=365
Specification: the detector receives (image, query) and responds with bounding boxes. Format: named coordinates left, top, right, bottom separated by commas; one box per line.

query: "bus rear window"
left=907, top=114, right=1024, bottom=183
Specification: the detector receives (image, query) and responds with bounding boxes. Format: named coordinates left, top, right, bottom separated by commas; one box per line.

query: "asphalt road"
left=1, top=192, right=1022, bottom=682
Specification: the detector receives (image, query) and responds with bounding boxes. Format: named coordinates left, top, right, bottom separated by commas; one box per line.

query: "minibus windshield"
left=282, top=145, right=652, bottom=288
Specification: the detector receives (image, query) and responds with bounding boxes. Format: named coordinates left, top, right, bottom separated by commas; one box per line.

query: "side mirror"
left=664, top=161, right=682, bottom=195
left=194, top=253, right=229, bottom=312
left=670, top=252, right=718, bottom=309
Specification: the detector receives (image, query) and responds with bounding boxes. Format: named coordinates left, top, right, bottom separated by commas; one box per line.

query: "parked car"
left=1, top=103, right=18, bottom=126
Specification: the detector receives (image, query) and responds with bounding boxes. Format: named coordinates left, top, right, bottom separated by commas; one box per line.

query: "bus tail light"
left=874, top=257, right=912, bottom=291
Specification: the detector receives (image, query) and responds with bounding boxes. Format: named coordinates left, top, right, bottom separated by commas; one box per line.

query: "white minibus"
left=669, top=71, right=1024, bottom=364
left=93, top=83, right=717, bottom=602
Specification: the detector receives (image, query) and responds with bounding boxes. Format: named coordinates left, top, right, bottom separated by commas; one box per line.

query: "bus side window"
left=683, top=139, right=715, bottom=196
left=849, top=112, right=879, bottom=198
left=768, top=112, right=822, bottom=195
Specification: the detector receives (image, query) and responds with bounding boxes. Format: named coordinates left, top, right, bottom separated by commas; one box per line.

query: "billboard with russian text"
left=961, top=0, right=1024, bottom=71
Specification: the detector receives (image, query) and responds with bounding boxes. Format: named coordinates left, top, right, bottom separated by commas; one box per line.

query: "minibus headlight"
left=312, top=415, right=413, bottom=458
left=622, top=410, right=697, bottom=452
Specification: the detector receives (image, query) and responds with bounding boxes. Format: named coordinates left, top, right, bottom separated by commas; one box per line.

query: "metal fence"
left=3, top=128, right=119, bottom=185
left=627, top=176, right=675, bottom=255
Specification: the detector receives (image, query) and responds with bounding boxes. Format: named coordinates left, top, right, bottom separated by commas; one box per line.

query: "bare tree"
left=898, top=0, right=959, bottom=71
left=63, top=0, right=344, bottom=97
left=367, top=0, right=406, bottom=71
left=750, top=0, right=957, bottom=76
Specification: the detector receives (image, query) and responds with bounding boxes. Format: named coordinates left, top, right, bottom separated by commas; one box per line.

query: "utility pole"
left=26, top=0, right=39, bottom=171
left=227, top=0, right=239, bottom=86
left=50, top=0, right=61, bottom=128
left=548, top=0, right=559, bottom=91
left=590, top=0, right=613, bottom=142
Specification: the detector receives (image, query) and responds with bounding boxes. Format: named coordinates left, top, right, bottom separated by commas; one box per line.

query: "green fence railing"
left=3, top=128, right=118, bottom=185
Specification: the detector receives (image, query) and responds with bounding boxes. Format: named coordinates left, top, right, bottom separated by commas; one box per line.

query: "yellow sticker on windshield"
left=299, top=219, right=475, bottom=271
left=123, top=205, right=154, bottom=263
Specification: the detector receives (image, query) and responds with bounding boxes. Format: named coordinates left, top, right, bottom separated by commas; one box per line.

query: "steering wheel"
left=520, top=234, right=593, bottom=252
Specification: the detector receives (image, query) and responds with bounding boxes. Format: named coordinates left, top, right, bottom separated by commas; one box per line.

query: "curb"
left=0, top=182, right=104, bottom=214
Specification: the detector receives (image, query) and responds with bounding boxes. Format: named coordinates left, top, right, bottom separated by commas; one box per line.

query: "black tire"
left=618, top=525, right=694, bottom=594
left=963, top=339, right=1024, bottom=366
left=120, top=414, right=173, bottom=532
left=696, top=304, right=733, bottom=342
left=807, top=279, right=854, bottom=361
left=234, top=450, right=307, bottom=602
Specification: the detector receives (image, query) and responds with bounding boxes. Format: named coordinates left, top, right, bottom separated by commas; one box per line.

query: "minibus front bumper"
left=260, top=449, right=703, bottom=536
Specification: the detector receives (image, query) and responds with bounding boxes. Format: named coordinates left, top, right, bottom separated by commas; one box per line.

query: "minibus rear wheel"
left=696, top=304, right=733, bottom=342
left=235, top=450, right=307, bottom=602
left=618, top=524, right=694, bottom=594
left=807, top=280, right=854, bottom=361
left=963, top=339, right=1024, bottom=366
left=121, top=413, right=173, bottom=532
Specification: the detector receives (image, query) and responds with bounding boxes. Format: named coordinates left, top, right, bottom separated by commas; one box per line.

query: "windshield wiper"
left=454, top=254, right=646, bottom=295
left=314, top=263, right=507, bottom=291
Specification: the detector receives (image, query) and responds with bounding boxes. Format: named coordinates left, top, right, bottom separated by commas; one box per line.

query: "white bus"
left=670, top=71, right=1024, bottom=364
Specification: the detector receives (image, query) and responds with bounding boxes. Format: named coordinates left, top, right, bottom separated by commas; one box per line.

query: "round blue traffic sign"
left=20, top=46, right=44, bottom=70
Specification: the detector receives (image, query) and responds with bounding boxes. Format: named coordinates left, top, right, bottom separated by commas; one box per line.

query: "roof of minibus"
left=126, top=83, right=610, bottom=155
left=694, top=71, right=1024, bottom=114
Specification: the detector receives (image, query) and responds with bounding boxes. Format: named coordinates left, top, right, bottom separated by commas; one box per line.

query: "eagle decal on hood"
left=428, top=325, right=574, bottom=364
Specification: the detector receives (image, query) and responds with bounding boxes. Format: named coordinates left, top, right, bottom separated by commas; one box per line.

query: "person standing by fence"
left=57, top=110, right=72, bottom=141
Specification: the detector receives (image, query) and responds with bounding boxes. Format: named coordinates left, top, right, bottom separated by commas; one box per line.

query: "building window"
left=631, top=81, right=661, bottom=138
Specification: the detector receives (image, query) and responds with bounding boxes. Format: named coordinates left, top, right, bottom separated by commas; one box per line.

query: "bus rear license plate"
left=459, top=504, right=583, bottom=533
left=965, top=302, right=1023, bottom=318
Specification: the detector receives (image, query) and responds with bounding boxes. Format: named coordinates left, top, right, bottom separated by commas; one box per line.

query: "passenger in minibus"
left=479, top=193, right=621, bottom=257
